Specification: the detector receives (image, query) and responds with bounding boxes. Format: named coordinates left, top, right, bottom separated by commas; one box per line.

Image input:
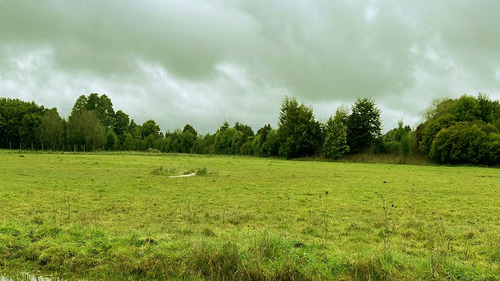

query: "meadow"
left=0, top=150, right=499, bottom=280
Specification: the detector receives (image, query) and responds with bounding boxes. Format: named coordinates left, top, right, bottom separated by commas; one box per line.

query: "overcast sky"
left=1, top=1, right=499, bottom=133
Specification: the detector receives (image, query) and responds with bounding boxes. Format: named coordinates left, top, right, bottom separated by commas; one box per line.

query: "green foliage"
left=449, top=95, right=482, bottom=122
left=141, top=120, right=160, bottom=139
left=19, top=112, right=43, bottom=148
left=239, top=141, right=254, bottom=155
left=418, top=94, right=500, bottom=164
left=215, top=127, right=238, bottom=154
left=142, top=133, right=156, bottom=150
left=179, top=131, right=195, bottom=153
left=419, top=113, right=457, bottom=156
left=164, top=129, right=197, bottom=153
left=234, top=122, right=254, bottom=142
left=217, top=120, right=230, bottom=133
left=3, top=93, right=500, bottom=165
left=277, top=96, right=322, bottom=159
left=252, top=134, right=263, bottom=156
left=399, top=133, right=412, bottom=156
left=192, top=133, right=215, bottom=155
left=122, top=133, right=134, bottom=150
left=252, top=124, right=272, bottom=156
left=257, top=124, right=271, bottom=142
left=324, top=107, right=349, bottom=159
left=0, top=98, right=46, bottom=148
left=182, top=124, right=198, bottom=139
left=71, top=95, right=89, bottom=114
left=423, top=98, right=455, bottom=122
left=128, top=119, right=142, bottom=140
left=429, top=122, right=500, bottom=164
left=262, top=129, right=279, bottom=156
left=213, top=122, right=251, bottom=155
left=36, top=109, right=65, bottom=150
left=105, top=130, right=118, bottom=151
left=383, top=120, right=413, bottom=156
left=67, top=110, right=106, bottom=151
left=71, top=93, right=115, bottom=130
left=114, top=110, right=130, bottom=145
left=346, top=97, right=382, bottom=154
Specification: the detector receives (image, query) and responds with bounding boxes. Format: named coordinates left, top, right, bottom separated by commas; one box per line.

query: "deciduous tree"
left=67, top=110, right=106, bottom=151
left=36, top=109, right=65, bottom=150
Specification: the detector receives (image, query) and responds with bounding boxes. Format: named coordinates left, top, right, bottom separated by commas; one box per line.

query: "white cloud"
left=1, top=0, right=499, bottom=133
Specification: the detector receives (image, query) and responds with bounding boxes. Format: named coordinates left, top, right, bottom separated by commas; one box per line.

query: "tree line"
left=1, top=93, right=499, bottom=165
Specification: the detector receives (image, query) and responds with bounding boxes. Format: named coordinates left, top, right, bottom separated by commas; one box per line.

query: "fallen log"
left=168, top=173, right=196, bottom=179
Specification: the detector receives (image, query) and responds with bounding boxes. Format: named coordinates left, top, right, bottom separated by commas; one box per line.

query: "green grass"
left=0, top=150, right=499, bottom=280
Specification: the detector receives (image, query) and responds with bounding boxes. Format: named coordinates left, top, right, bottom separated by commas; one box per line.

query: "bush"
left=430, top=122, right=500, bottom=165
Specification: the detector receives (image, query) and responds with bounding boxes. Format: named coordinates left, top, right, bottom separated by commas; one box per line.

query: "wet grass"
left=0, top=150, right=499, bottom=280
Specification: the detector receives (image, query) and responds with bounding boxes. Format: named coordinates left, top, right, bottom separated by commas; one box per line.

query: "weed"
left=31, top=215, right=44, bottom=225
left=150, top=166, right=165, bottom=175
left=376, top=192, right=391, bottom=252
left=196, top=167, right=208, bottom=176
left=189, top=241, right=241, bottom=280
left=322, top=190, right=330, bottom=246
left=201, top=227, right=216, bottom=237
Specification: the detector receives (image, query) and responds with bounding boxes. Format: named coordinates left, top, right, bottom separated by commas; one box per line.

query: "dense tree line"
left=416, top=94, right=500, bottom=165
left=1, top=93, right=499, bottom=165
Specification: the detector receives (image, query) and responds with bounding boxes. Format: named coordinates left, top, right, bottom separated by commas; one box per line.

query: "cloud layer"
left=1, top=0, right=499, bottom=133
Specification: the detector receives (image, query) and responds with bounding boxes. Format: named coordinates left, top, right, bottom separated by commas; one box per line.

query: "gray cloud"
left=1, top=0, right=499, bottom=133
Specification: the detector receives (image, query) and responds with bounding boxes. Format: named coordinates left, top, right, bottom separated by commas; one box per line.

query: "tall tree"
left=106, top=130, right=118, bottom=150
left=19, top=113, right=43, bottom=149
left=253, top=124, right=272, bottom=156
left=114, top=110, right=130, bottom=145
left=71, top=95, right=88, bottom=114
left=71, top=93, right=115, bottom=130
left=277, top=96, right=322, bottom=159
left=346, top=97, right=382, bottom=154
left=216, top=120, right=230, bottom=134
left=86, top=93, right=115, bottom=129
left=129, top=120, right=142, bottom=139
left=182, top=124, right=198, bottom=140
left=36, top=109, right=65, bottom=150
left=141, top=120, right=160, bottom=139
left=262, top=129, right=279, bottom=157
left=0, top=98, right=46, bottom=148
left=324, top=106, right=349, bottom=159
left=67, top=110, right=106, bottom=151
left=215, top=127, right=239, bottom=154
left=234, top=122, right=254, bottom=140
left=192, top=133, right=215, bottom=155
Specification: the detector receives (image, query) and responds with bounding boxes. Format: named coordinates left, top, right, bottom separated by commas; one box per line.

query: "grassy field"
left=0, top=150, right=499, bottom=280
